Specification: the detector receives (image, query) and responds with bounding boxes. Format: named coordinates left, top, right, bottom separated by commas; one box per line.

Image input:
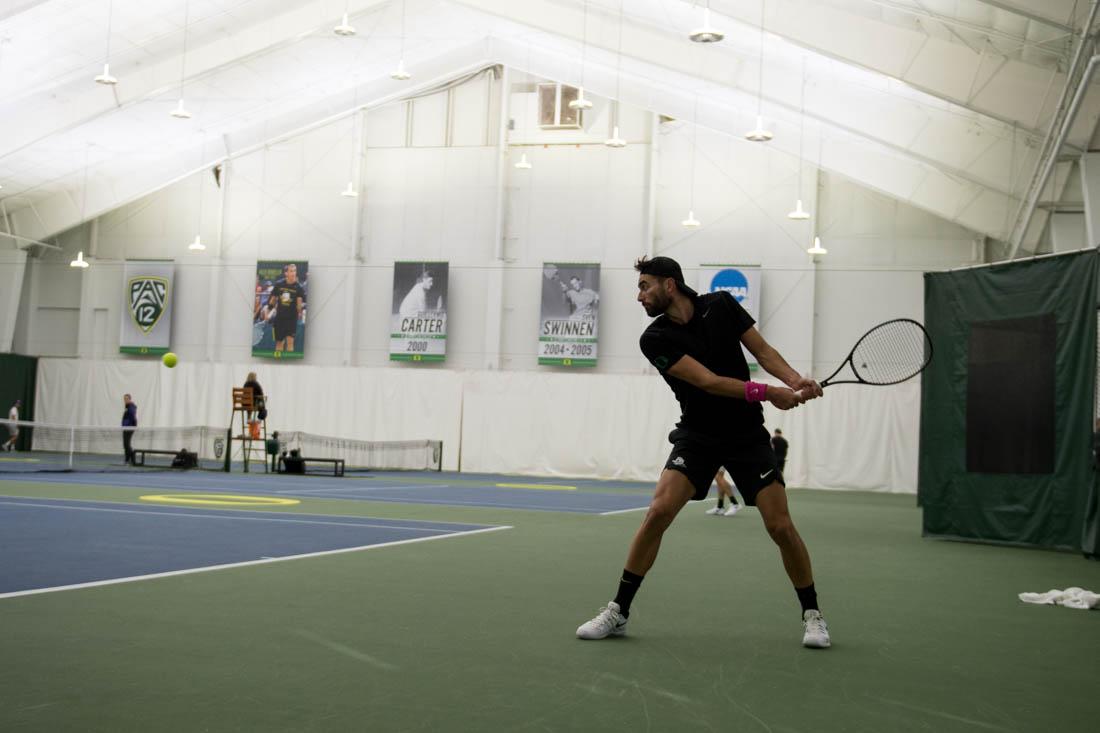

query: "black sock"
left=613, top=569, right=645, bottom=617
left=795, top=583, right=818, bottom=614
left=717, top=498, right=725, bottom=508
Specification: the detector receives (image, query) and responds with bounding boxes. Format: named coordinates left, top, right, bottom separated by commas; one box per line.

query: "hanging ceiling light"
left=605, top=1, right=627, bottom=149
left=689, top=4, right=725, bottom=43
left=684, top=97, right=701, bottom=228
left=390, top=59, right=411, bottom=81
left=171, top=0, right=193, bottom=119
left=70, top=251, right=90, bottom=268
left=95, top=64, right=118, bottom=85
left=569, top=2, right=593, bottom=111
left=341, top=181, right=358, bottom=197
left=605, top=122, right=627, bottom=148
left=807, top=236, right=827, bottom=255
left=744, top=0, right=772, bottom=142
left=188, top=235, right=206, bottom=251
left=171, top=99, right=192, bottom=119
left=788, top=200, right=810, bottom=220
left=95, top=1, right=118, bottom=84
left=391, top=0, right=411, bottom=80
left=788, top=58, right=810, bottom=219
left=334, top=2, right=356, bottom=36
left=514, top=152, right=532, bottom=169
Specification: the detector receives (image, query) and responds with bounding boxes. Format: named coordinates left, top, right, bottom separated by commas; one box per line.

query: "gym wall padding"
left=920, top=250, right=1100, bottom=556
left=0, top=353, right=36, bottom=450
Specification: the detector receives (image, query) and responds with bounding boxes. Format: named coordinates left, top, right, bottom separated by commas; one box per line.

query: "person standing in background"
left=771, top=429, right=789, bottom=477
left=121, top=394, right=137, bottom=465
left=4, top=399, right=21, bottom=451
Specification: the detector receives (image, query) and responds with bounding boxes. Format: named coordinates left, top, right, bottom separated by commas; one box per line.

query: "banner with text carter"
left=538, top=263, right=600, bottom=367
left=391, top=261, right=448, bottom=362
left=698, top=265, right=761, bottom=369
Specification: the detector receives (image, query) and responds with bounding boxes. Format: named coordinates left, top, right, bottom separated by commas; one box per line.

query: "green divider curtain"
left=0, top=353, right=37, bottom=451
left=920, top=250, right=1100, bottom=556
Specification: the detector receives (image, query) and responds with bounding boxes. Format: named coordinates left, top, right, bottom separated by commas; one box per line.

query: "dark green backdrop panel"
left=0, top=353, right=37, bottom=451
left=920, top=250, right=1099, bottom=555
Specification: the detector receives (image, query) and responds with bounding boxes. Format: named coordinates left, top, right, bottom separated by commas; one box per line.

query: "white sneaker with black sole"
left=576, top=601, right=628, bottom=639
left=802, top=609, right=831, bottom=648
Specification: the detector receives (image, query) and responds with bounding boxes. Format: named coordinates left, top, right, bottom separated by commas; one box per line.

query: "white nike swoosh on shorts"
left=759, top=470, right=773, bottom=479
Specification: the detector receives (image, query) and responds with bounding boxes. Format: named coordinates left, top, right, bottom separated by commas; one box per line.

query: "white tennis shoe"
left=705, top=505, right=725, bottom=515
left=802, top=609, right=831, bottom=648
left=576, top=602, right=628, bottom=639
left=723, top=505, right=741, bottom=516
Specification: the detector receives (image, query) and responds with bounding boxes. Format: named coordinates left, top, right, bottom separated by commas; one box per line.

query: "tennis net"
left=0, top=420, right=227, bottom=473
left=277, top=431, right=442, bottom=473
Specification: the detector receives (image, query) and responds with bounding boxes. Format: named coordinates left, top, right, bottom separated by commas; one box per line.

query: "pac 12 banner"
left=253, top=260, right=308, bottom=359
left=120, top=261, right=174, bottom=355
left=538, top=263, right=599, bottom=367
left=391, top=261, right=447, bottom=362
left=698, top=264, right=761, bottom=369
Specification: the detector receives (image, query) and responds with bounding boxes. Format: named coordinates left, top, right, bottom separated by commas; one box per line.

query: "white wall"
left=5, top=70, right=984, bottom=491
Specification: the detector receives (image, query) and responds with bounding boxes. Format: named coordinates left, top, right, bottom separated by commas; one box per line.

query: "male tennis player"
left=704, top=468, right=743, bottom=516
left=576, top=256, right=831, bottom=648
left=271, top=263, right=305, bottom=353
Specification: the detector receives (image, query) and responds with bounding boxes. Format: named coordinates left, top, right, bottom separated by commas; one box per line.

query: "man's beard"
left=643, top=291, right=671, bottom=317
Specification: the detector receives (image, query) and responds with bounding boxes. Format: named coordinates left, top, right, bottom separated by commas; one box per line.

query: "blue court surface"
left=0, top=496, right=505, bottom=597
left=0, top=470, right=654, bottom=514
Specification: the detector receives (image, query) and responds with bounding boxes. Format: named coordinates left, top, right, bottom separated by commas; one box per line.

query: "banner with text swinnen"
left=538, top=263, right=599, bottom=367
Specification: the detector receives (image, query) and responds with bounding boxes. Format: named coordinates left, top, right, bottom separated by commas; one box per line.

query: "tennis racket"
left=816, top=318, right=932, bottom=388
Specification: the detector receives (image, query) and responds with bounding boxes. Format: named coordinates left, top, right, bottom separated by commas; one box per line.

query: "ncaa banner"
left=120, top=261, right=174, bottom=355
left=391, top=262, right=447, bottom=362
left=698, top=264, right=762, bottom=369
left=253, top=260, right=308, bottom=359
left=538, top=263, right=600, bottom=367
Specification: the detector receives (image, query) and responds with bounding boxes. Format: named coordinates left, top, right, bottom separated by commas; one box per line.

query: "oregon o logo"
left=710, top=269, right=750, bottom=302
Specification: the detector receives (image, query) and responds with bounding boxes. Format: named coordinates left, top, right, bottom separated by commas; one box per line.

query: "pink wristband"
left=744, top=381, right=767, bottom=402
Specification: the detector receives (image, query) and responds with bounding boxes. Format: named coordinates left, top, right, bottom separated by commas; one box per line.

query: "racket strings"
left=850, top=321, right=930, bottom=385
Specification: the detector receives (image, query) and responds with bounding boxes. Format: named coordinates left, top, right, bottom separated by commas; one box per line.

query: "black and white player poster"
left=120, top=261, right=174, bottom=355
left=538, top=262, right=599, bottom=367
left=698, top=264, right=761, bottom=369
left=390, top=261, right=447, bottom=362
left=252, top=260, right=308, bottom=359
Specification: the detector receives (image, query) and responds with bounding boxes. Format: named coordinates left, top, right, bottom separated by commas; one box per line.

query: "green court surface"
left=2, top=479, right=1098, bottom=732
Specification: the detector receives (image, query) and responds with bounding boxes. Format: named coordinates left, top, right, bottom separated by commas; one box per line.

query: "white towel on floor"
left=1018, top=588, right=1100, bottom=610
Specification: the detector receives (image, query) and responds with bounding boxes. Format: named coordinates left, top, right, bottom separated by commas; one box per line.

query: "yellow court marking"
left=495, top=483, right=576, bottom=491
left=0, top=457, right=41, bottom=463
left=140, top=494, right=300, bottom=507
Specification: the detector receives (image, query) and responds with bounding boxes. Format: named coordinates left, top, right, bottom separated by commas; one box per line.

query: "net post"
left=68, top=425, right=75, bottom=470
left=223, top=427, right=231, bottom=472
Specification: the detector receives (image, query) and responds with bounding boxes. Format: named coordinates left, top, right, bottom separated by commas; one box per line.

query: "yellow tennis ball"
left=162, top=352, right=178, bottom=368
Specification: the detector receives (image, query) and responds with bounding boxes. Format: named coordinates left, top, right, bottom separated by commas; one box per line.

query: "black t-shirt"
left=639, top=291, right=762, bottom=437
left=272, top=280, right=305, bottom=323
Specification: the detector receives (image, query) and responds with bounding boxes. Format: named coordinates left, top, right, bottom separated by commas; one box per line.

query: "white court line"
left=0, top=524, right=512, bottom=600
left=599, top=506, right=650, bottom=516
left=275, top=483, right=448, bottom=494
left=0, top=499, right=479, bottom=533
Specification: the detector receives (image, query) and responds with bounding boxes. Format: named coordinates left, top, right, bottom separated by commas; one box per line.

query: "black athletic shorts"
left=664, top=425, right=783, bottom=504
left=272, top=319, right=297, bottom=342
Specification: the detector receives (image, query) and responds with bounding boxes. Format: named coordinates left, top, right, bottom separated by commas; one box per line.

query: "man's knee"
left=764, top=515, right=797, bottom=545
